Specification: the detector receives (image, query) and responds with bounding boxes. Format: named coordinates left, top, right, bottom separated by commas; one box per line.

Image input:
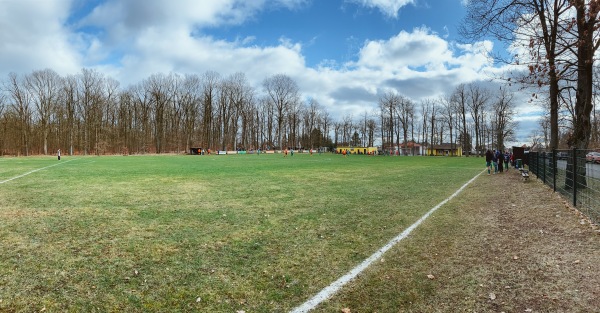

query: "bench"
left=520, top=169, right=529, bottom=181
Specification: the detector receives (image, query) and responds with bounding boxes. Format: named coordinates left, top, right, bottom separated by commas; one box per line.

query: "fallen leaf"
left=489, top=293, right=496, bottom=300
left=427, top=274, right=435, bottom=280
left=341, top=308, right=351, bottom=313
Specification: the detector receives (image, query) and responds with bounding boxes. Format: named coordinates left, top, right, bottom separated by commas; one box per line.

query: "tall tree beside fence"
left=460, top=0, right=572, bottom=151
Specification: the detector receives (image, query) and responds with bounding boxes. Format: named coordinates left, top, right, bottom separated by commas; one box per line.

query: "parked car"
left=586, top=152, right=600, bottom=163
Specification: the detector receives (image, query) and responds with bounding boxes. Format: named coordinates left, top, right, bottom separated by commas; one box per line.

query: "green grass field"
left=0, top=154, right=483, bottom=312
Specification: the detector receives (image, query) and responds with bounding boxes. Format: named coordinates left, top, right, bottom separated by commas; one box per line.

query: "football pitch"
left=0, top=154, right=483, bottom=312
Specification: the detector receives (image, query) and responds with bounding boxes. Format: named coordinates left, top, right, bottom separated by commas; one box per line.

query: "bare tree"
left=5, top=73, right=32, bottom=156
left=461, top=0, right=573, bottom=150
left=26, top=69, right=61, bottom=155
left=62, top=75, right=78, bottom=155
left=320, top=110, right=333, bottom=148
left=177, top=74, right=201, bottom=152
left=102, top=77, right=120, bottom=154
left=342, top=114, right=353, bottom=146
left=452, top=84, right=472, bottom=156
left=493, top=87, right=517, bottom=151
left=379, top=91, right=400, bottom=151
left=429, top=100, right=439, bottom=155
left=78, top=68, right=105, bottom=155
left=419, top=99, right=432, bottom=148
left=570, top=0, right=600, bottom=150
left=366, top=117, right=377, bottom=148
left=397, top=96, right=414, bottom=155
left=286, top=98, right=301, bottom=148
left=439, top=94, right=457, bottom=156
left=263, top=74, right=299, bottom=149
left=468, top=84, right=490, bottom=156
left=303, top=99, right=321, bottom=149
left=200, top=71, right=220, bottom=151
left=0, top=92, right=6, bottom=154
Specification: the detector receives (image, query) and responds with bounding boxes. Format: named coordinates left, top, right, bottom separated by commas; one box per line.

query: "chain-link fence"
left=528, top=149, right=600, bottom=225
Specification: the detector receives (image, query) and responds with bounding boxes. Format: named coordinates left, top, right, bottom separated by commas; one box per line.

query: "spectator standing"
left=493, top=150, right=499, bottom=174
left=485, top=150, right=493, bottom=175
left=498, top=150, right=504, bottom=173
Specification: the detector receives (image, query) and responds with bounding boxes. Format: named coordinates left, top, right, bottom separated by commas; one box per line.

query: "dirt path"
left=458, top=168, right=600, bottom=312
left=316, top=167, right=600, bottom=312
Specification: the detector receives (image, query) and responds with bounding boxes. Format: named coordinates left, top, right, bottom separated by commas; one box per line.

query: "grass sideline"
left=315, top=168, right=600, bottom=312
left=0, top=154, right=482, bottom=312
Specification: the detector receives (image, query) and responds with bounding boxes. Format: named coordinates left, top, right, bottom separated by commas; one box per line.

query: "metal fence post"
left=543, top=151, right=546, bottom=184
left=552, top=149, right=557, bottom=192
left=537, top=152, right=540, bottom=178
left=573, top=147, right=577, bottom=207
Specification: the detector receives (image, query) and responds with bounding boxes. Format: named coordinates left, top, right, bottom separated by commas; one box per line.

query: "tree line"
left=378, top=83, right=517, bottom=156
left=0, top=65, right=522, bottom=157
left=0, top=69, right=340, bottom=156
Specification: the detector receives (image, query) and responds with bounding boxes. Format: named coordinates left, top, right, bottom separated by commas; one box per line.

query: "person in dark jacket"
left=485, top=150, right=493, bottom=175
left=492, top=150, right=499, bottom=174
left=498, top=150, right=504, bottom=173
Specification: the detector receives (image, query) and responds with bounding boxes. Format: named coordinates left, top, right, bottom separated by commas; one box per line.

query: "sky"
left=0, top=0, right=543, bottom=146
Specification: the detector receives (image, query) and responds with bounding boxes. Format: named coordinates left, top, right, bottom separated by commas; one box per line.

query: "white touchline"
left=0, top=159, right=75, bottom=185
left=289, top=171, right=484, bottom=313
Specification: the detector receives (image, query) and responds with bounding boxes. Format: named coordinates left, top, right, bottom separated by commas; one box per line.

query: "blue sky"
left=0, top=0, right=541, bottom=145
left=204, top=1, right=463, bottom=68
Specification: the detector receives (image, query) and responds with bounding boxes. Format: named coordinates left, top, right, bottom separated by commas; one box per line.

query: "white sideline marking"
left=0, top=159, right=75, bottom=185
left=289, top=171, right=483, bottom=313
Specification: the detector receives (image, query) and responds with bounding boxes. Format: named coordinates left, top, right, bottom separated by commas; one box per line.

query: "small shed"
left=190, top=147, right=203, bottom=155
left=512, top=146, right=527, bottom=166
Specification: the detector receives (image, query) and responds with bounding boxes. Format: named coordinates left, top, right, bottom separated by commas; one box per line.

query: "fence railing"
left=528, top=149, right=600, bottom=225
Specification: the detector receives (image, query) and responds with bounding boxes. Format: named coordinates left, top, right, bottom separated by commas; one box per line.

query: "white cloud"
left=346, top=0, right=415, bottom=18
left=109, top=29, right=307, bottom=87
left=0, top=0, right=534, bottom=140
left=0, top=0, right=81, bottom=75
left=80, top=0, right=308, bottom=33
left=353, top=27, right=453, bottom=72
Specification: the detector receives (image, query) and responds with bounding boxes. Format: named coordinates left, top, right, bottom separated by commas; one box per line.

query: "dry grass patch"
left=316, top=169, right=600, bottom=312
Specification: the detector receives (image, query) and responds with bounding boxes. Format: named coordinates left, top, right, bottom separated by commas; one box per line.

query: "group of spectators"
left=485, top=149, right=513, bottom=175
